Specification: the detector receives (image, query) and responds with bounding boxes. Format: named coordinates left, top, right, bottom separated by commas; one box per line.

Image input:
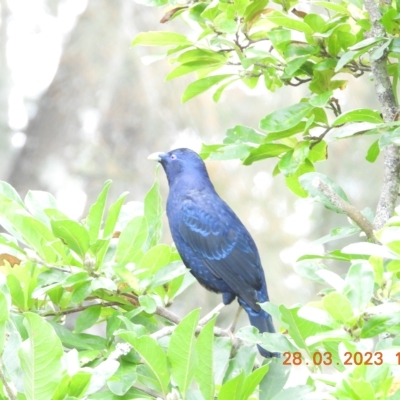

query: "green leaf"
left=294, top=261, right=327, bottom=284
left=218, top=371, right=244, bottom=400
left=366, top=139, right=380, bottom=163
left=260, top=102, right=313, bottom=133
left=242, top=364, right=269, bottom=400
left=138, top=294, right=157, bottom=314
left=312, top=226, right=361, bottom=245
left=333, top=122, right=379, bottom=139
left=308, top=140, right=327, bottom=163
left=297, top=304, right=338, bottom=328
left=243, top=144, right=291, bottom=165
left=86, top=358, right=120, bottom=396
left=87, top=180, right=111, bottom=244
left=117, top=331, right=170, bottom=396
left=208, top=143, right=253, bottom=161
left=279, top=305, right=320, bottom=355
left=68, top=371, right=91, bottom=398
left=144, top=175, right=163, bottom=248
left=182, top=75, right=232, bottom=102
left=213, top=337, right=232, bottom=385
left=285, top=159, right=315, bottom=197
left=166, top=59, right=225, bottom=81
left=107, top=361, right=137, bottom=396
left=342, top=242, right=398, bottom=259
left=132, top=31, right=192, bottom=47
left=51, top=219, right=90, bottom=259
left=267, top=12, right=313, bottom=34
left=333, top=109, right=383, bottom=126
left=0, top=181, right=25, bottom=207
left=19, top=313, right=64, bottom=400
left=344, top=263, right=374, bottom=311
left=313, top=1, right=351, bottom=14
left=322, top=292, right=354, bottom=323
left=50, top=320, right=106, bottom=350
left=115, top=216, right=148, bottom=266
left=103, top=191, right=129, bottom=239
left=75, top=305, right=101, bottom=333
left=224, top=125, right=265, bottom=145
left=195, top=317, right=215, bottom=400
left=168, top=309, right=200, bottom=397
left=259, top=360, right=291, bottom=400
left=25, top=190, right=58, bottom=226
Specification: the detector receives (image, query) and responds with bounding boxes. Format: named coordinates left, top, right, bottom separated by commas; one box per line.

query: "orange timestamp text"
left=282, top=351, right=400, bottom=366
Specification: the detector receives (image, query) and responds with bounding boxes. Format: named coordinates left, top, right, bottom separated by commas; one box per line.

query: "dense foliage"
left=1, top=0, right=400, bottom=399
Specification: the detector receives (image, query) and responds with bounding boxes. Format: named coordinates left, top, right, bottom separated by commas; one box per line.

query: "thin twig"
left=42, top=301, right=121, bottom=316
left=198, top=302, right=225, bottom=326
left=132, top=385, right=162, bottom=399
left=312, top=178, right=377, bottom=242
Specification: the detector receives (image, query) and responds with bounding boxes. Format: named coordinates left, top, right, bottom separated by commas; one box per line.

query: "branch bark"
left=364, top=0, right=400, bottom=230
left=313, top=178, right=377, bottom=242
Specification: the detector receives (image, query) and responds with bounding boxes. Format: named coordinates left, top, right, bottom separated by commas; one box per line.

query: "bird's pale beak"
left=148, top=152, right=166, bottom=162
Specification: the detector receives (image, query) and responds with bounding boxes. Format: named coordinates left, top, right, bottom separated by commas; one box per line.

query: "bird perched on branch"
left=148, top=148, right=279, bottom=358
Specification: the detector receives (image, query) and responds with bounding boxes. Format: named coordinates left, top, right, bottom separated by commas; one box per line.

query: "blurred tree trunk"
left=0, top=0, right=11, bottom=178
left=7, top=0, right=218, bottom=205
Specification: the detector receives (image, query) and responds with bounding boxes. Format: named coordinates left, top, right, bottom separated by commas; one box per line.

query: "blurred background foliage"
left=0, top=0, right=382, bottom=328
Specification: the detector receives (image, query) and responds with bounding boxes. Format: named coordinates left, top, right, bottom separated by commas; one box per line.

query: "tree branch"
left=364, top=0, right=400, bottom=230
left=313, top=178, right=377, bottom=242
left=0, top=360, right=16, bottom=400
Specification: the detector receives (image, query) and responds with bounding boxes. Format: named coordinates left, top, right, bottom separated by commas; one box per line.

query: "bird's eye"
left=170, top=154, right=177, bottom=160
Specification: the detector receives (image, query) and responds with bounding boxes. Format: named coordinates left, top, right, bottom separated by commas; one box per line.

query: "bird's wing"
left=179, top=198, right=263, bottom=311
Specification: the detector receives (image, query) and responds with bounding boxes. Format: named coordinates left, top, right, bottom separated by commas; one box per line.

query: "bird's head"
left=148, top=148, right=209, bottom=186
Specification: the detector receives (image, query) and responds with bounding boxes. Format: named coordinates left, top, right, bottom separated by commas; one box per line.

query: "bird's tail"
left=246, top=307, right=280, bottom=358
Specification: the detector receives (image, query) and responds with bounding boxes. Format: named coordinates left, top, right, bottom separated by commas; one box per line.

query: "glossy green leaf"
left=224, top=125, right=265, bottom=145
left=115, top=216, right=148, bottom=266
left=344, top=263, right=374, bottom=311
left=366, top=139, right=380, bottom=163
left=51, top=219, right=90, bottom=259
left=168, top=309, right=200, bottom=397
left=166, top=60, right=225, bottom=81
left=260, top=102, right=313, bottom=133
left=241, top=364, right=269, bottom=400
left=280, top=305, right=320, bottom=354
left=19, top=313, right=64, bottom=400
left=322, top=292, right=354, bottom=323
left=182, top=75, right=232, bottom=102
left=314, top=1, right=350, bottom=14
left=117, top=331, right=170, bottom=396
left=87, top=180, right=111, bottom=244
left=243, top=143, right=291, bottom=165
left=68, top=371, right=92, bottom=398
left=144, top=175, right=163, bottom=248
left=268, top=12, right=313, bottom=34
left=75, top=305, right=101, bottom=333
left=218, top=371, right=244, bottom=400
left=103, top=191, right=129, bottom=239
left=107, top=361, right=138, bottom=396
left=333, top=109, right=383, bottom=126
left=294, top=261, right=327, bottom=284
left=25, top=190, right=57, bottom=226
left=195, top=317, right=215, bottom=400
left=132, top=31, right=192, bottom=47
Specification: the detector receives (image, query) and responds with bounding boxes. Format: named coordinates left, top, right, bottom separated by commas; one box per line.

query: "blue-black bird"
left=148, top=148, right=278, bottom=358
